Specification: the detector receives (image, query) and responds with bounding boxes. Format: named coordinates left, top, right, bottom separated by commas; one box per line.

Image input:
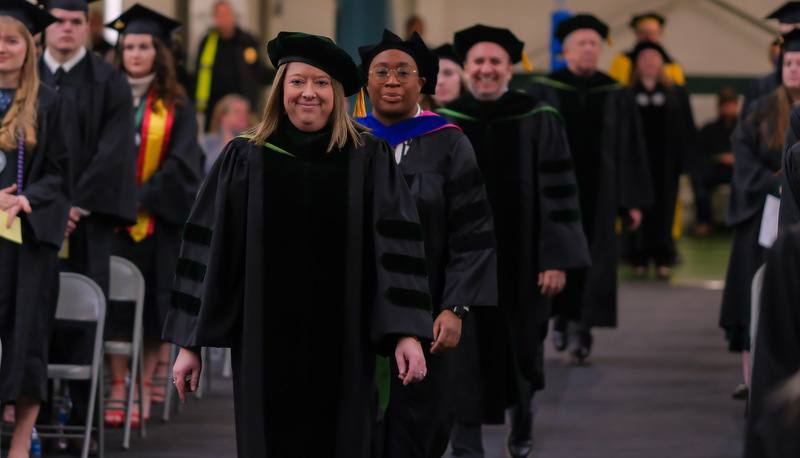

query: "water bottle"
left=57, top=395, right=73, bottom=450
left=30, top=426, right=42, bottom=457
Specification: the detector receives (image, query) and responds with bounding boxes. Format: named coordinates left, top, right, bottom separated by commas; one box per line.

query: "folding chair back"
left=46, top=272, right=106, bottom=458
left=106, top=256, right=146, bottom=447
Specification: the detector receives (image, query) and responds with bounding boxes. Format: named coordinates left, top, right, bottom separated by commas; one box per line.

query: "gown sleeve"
left=727, top=111, right=779, bottom=226
left=440, top=133, right=497, bottom=310
left=533, top=108, right=591, bottom=271
left=366, top=137, right=434, bottom=355
left=22, top=92, right=71, bottom=249
left=745, top=227, right=800, bottom=457
left=72, top=69, right=137, bottom=225
left=137, top=101, right=203, bottom=226
left=162, top=141, right=249, bottom=348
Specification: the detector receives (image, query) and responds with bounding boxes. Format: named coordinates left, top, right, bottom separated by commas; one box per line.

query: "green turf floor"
left=619, top=232, right=734, bottom=287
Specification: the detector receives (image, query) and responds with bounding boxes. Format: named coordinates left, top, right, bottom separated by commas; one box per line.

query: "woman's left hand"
left=2, top=195, right=31, bottom=228
left=395, top=336, right=427, bottom=386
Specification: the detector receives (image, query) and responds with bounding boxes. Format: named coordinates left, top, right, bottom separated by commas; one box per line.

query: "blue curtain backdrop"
left=336, top=0, right=392, bottom=111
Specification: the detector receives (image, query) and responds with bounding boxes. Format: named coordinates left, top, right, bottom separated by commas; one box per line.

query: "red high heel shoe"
left=104, top=380, right=126, bottom=427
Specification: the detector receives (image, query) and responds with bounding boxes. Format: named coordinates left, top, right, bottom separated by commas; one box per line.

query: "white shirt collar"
left=43, top=47, right=87, bottom=74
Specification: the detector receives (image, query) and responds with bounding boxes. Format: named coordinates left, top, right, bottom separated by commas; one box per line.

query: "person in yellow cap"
left=528, top=13, right=652, bottom=365
left=438, top=23, right=590, bottom=458
left=165, top=31, right=432, bottom=457
left=608, top=12, right=685, bottom=85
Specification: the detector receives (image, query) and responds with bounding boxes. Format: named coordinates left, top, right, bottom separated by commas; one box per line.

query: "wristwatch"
left=451, top=305, right=470, bottom=320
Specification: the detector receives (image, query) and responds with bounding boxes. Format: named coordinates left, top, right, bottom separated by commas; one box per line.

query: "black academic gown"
left=438, top=91, right=590, bottom=424
left=364, top=119, right=498, bottom=458
left=0, top=86, right=71, bottom=403
left=745, top=224, right=800, bottom=457
left=162, top=126, right=433, bottom=458
left=780, top=142, right=800, bottom=226
left=111, top=96, right=202, bottom=341
left=719, top=94, right=782, bottom=351
left=627, top=82, right=697, bottom=267
left=527, top=69, right=652, bottom=328
left=38, top=51, right=138, bottom=294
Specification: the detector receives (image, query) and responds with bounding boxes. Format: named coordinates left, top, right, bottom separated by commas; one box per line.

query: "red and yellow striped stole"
left=127, top=89, right=175, bottom=242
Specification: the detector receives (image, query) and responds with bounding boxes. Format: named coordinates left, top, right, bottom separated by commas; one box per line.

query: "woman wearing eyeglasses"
left=357, top=30, right=497, bottom=458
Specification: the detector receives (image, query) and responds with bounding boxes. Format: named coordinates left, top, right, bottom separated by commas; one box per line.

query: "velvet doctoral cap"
left=358, top=29, right=439, bottom=94
left=630, top=41, right=669, bottom=63
left=768, top=2, right=800, bottom=24
left=432, top=43, right=461, bottom=67
left=38, top=0, right=100, bottom=13
left=453, top=24, right=531, bottom=70
left=781, top=28, right=800, bottom=53
left=267, top=31, right=367, bottom=97
left=106, top=4, right=180, bottom=44
left=629, top=12, right=665, bottom=29
left=555, top=14, right=610, bottom=43
left=0, top=0, right=57, bottom=35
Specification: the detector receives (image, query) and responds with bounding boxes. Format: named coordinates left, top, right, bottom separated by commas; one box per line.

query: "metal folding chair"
left=749, top=263, right=767, bottom=378
left=105, top=256, right=146, bottom=448
left=43, top=273, right=107, bottom=458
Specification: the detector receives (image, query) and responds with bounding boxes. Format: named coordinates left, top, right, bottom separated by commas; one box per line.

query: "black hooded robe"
left=162, top=130, right=433, bottom=457
left=0, top=86, right=71, bottom=403
left=719, top=95, right=782, bottom=352
left=527, top=70, right=652, bottom=328
left=438, top=90, right=590, bottom=424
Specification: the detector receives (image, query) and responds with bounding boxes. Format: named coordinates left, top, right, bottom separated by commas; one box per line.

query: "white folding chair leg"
left=222, top=348, right=232, bottom=378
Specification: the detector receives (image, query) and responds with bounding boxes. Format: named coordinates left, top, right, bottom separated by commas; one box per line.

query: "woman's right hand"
left=173, top=347, right=202, bottom=403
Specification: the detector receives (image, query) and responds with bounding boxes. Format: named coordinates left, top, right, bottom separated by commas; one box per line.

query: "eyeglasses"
left=369, top=67, right=419, bottom=83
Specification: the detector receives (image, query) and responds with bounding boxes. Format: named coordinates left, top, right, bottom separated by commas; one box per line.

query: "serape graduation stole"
left=127, top=88, right=175, bottom=242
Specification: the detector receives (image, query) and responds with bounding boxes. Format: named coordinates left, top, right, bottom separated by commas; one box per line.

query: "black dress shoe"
left=568, top=329, right=593, bottom=365
left=552, top=318, right=568, bottom=352
left=507, top=435, right=533, bottom=458
left=731, top=383, right=749, bottom=400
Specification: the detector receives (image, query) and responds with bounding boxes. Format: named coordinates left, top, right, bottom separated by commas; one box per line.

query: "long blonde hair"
left=0, top=15, right=38, bottom=152
left=250, top=64, right=364, bottom=152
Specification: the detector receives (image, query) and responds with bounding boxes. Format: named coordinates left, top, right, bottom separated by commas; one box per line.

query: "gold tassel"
left=353, top=89, right=367, bottom=118
left=521, top=51, right=533, bottom=72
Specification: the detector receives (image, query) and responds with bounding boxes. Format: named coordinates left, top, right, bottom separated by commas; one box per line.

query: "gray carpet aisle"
left=103, top=282, right=744, bottom=457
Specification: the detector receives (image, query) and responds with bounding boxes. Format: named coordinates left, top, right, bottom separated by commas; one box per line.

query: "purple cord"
left=16, top=127, right=23, bottom=193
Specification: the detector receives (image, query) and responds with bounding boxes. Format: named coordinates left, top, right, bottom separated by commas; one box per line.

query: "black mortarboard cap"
left=630, top=42, right=669, bottom=63
left=767, top=2, right=800, bottom=24
left=0, top=0, right=57, bottom=35
left=629, top=12, right=665, bottom=29
left=781, top=28, right=800, bottom=53
left=432, top=43, right=461, bottom=67
left=554, top=14, right=610, bottom=43
left=453, top=24, right=532, bottom=70
left=358, top=29, right=439, bottom=94
left=106, top=4, right=180, bottom=44
left=38, top=0, right=100, bottom=13
left=267, top=31, right=367, bottom=97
